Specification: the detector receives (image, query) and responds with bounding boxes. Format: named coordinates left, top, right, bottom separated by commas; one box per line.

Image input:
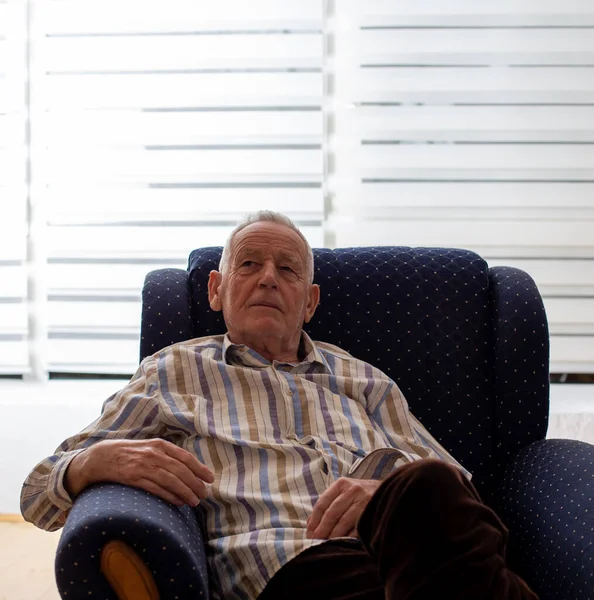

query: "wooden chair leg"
left=101, top=540, right=160, bottom=600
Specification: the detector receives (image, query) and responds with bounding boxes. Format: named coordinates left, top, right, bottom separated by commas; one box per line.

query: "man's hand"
left=306, top=477, right=382, bottom=540
left=65, top=439, right=215, bottom=507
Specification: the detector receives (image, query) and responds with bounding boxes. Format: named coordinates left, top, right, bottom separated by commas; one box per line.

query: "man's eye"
left=280, top=266, right=294, bottom=273
left=241, top=261, right=255, bottom=267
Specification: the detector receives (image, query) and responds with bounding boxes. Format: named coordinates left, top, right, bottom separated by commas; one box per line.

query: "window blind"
left=0, top=0, right=29, bottom=375
left=329, top=0, right=594, bottom=373
left=34, top=0, right=325, bottom=374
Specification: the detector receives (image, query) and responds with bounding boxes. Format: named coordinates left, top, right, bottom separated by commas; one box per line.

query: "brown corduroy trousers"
left=258, top=459, right=538, bottom=600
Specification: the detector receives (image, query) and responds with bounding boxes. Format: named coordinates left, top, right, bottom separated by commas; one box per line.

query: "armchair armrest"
left=55, top=483, right=211, bottom=599
left=500, top=439, right=594, bottom=600
left=489, top=266, right=550, bottom=479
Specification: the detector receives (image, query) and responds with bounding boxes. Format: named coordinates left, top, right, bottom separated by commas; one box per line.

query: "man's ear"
left=208, top=270, right=223, bottom=312
left=304, top=284, right=320, bottom=324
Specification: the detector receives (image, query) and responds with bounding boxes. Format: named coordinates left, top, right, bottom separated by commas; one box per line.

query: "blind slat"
left=332, top=221, right=594, bottom=254
left=337, top=106, right=594, bottom=132
left=340, top=67, right=594, bottom=91
left=41, top=0, right=323, bottom=32
left=331, top=182, right=594, bottom=209
left=0, top=225, right=27, bottom=263
left=0, top=265, right=29, bottom=298
left=47, top=188, right=323, bottom=221
left=44, top=111, right=323, bottom=142
left=550, top=337, right=594, bottom=373
left=340, top=145, right=594, bottom=170
left=44, top=35, right=323, bottom=72
left=42, top=149, right=322, bottom=180
left=42, top=74, right=322, bottom=108
left=48, top=262, right=187, bottom=293
left=49, top=302, right=141, bottom=329
left=48, top=226, right=325, bottom=258
left=344, top=28, right=594, bottom=53
left=47, top=338, right=140, bottom=375
left=341, top=0, right=594, bottom=18
left=341, top=52, right=594, bottom=67
left=0, top=304, right=29, bottom=333
left=545, top=298, right=594, bottom=325
left=0, top=342, right=30, bottom=375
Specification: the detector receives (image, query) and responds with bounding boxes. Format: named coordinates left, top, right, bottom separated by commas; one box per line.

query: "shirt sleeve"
left=20, top=355, right=166, bottom=531
left=360, top=369, right=472, bottom=481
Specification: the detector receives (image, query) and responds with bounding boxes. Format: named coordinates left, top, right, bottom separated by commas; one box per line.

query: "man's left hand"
left=306, top=477, right=382, bottom=539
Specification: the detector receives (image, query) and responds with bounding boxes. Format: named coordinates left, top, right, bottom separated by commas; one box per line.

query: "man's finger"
left=309, top=490, right=356, bottom=539
left=158, top=453, right=211, bottom=500
left=149, top=466, right=200, bottom=506
left=160, top=440, right=215, bottom=483
left=327, top=504, right=363, bottom=539
left=306, top=480, right=344, bottom=535
left=136, top=477, right=186, bottom=507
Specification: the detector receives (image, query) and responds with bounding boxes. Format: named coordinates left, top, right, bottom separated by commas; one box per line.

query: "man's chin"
left=251, top=318, right=283, bottom=334
left=238, top=315, right=283, bottom=335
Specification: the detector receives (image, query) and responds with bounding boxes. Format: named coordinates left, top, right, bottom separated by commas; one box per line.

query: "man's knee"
left=358, top=459, right=477, bottom=556
left=408, top=458, right=464, bottom=479
left=376, top=458, right=479, bottom=514
left=394, top=458, right=465, bottom=488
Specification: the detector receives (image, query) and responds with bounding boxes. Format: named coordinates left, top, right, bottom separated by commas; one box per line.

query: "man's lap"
left=257, top=460, right=538, bottom=600
left=257, top=538, right=383, bottom=600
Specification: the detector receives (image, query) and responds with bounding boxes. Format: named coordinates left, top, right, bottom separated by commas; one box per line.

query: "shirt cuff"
left=348, top=448, right=472, bottom=481
left=348, top=448, right=417, bottom=479
left=46, top=448, right=89, bottom=512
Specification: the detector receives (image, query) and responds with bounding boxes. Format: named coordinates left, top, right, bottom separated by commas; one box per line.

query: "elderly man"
left=22, top=212, right=538, bottom=600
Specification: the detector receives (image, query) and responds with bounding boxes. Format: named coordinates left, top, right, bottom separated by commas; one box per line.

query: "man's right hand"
left=65, top=438, right=215, bottom=507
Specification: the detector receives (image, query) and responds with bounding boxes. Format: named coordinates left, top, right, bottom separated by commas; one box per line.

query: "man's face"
left=207, top=222, right=320, bottom=353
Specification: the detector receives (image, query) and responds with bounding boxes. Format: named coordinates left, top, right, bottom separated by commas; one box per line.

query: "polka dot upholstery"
left=501, top=439, right=594, bottom=599
left=490, top=267, right=551, bottom=481
left=177, top=246, right=549, bottom=504
left=61, top=246, right=591, bottom=600
left=140, top=268, right=194, bottom=364
left=55, top=483, right=210, bottom=599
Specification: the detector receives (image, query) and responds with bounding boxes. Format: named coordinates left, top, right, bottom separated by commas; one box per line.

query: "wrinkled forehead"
left=230, top=222, right=309, bottom=264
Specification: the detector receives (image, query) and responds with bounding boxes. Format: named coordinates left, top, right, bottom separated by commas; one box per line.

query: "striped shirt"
left=21, top=332, right=470, bottom=600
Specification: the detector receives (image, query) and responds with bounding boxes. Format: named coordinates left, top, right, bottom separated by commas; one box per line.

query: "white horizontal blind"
left=329, top=0, right=594, bottom=373
left=33, top=0, right=325, bottom=374
left=0, top=0, right=29, bottom=375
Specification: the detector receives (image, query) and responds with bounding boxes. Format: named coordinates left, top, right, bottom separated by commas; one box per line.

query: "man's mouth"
left=251, top=302, right=281, bottom=311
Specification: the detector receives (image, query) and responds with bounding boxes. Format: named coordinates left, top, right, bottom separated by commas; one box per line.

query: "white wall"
left=1, top=379, right=593, bottom=515
left=0, top=380, right=119, bottom=515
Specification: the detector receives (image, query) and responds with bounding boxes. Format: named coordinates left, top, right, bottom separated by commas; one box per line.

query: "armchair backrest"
left=141, top=246, right=550, bottom=505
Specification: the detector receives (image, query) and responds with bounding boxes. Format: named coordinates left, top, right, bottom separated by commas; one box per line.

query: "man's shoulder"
left=152, top=334, right=225, bottom=358
left=312, top=339, right=391, bottom=382
left=182, top=334, right=226, bottom=347
left=312, top=339, right=356, bottom=362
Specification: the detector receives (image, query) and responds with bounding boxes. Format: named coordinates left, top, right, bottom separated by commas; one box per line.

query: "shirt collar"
left=222, top=331, right=331, bottom=374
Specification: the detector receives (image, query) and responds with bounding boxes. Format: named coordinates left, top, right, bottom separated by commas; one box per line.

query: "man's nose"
left=258, top=262, right=279, bottom=288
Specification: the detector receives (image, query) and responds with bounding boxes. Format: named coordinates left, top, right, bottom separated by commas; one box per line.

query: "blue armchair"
left=55, top=247, right=594, bottom=599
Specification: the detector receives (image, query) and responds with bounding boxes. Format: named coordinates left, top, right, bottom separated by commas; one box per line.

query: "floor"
left=0, top=522, right=60, bottom=600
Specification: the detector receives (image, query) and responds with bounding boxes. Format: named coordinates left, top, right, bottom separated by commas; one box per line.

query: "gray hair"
left=219, top=211, right=315, bottom=283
